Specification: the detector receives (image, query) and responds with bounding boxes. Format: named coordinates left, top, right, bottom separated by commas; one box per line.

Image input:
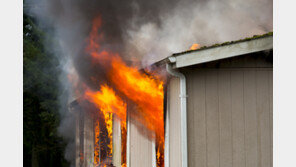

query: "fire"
left=85, top=16, right=116, bottom=67
left=109, top=57, right=164, bottom=167
left=109, top=56, right=164, bottom=138
left=85, top=85, right=127, bottom=124
left=85, top=85, right=127, bottom=166
left=190, top=43, right=201, bottom=50
left=83, top=15, right=165, bottom=167
left=121, top=123, right=127, bottom=167
left=94, top=121, right=100, bottom=165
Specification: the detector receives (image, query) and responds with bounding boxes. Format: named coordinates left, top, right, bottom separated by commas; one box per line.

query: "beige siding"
left=231, top=71, right=245, bottom=167
left=256, top=71, right=272, bottom=167
left=218, top=71, right=232, bottom=167
left=205, top=71, right=220, bottom=167
left=244, top=71, right=258, bottom=167
left=113, top=116, right=122, bottom=166
left=187, top=70, right=207, bottom=167
left=129, top=118, right=153, bottom=167
left=167, top=67, right=272, bottom=167
left=185, top=69, right=272, bottom=167
left=167, top=77, right=182, bottom=167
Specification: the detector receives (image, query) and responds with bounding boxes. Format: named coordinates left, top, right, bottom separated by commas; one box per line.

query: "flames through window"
left=77, top=15, right=165, bottom=167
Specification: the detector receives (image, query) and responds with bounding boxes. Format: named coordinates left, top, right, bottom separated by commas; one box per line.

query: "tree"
left=23, top=14, right=69, bottom=167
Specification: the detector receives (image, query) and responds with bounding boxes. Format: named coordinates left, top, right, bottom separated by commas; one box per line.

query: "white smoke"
left=124, top=0, right=272, bottom=66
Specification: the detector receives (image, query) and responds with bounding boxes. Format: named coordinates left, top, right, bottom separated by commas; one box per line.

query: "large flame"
left=109, top=56, right=164, bottom=138
left=83, top=15, right=165, bottom=167
left=109, top=56, right=164, bottom=167
left=85, top=85, right=127, bottom=124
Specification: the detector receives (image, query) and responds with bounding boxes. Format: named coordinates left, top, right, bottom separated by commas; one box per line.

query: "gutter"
left=166, top=56, right=188, bottom=167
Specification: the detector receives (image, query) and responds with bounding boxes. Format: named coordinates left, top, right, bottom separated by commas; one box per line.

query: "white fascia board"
left=175, top=36, right=273, bottom=68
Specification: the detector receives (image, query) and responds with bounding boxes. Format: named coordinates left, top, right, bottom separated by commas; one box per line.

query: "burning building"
left=25, top=0, right=273, bottom=166
left=67, top=16, right=166, bottom=167
left=70, top=32, right=272, bottom=167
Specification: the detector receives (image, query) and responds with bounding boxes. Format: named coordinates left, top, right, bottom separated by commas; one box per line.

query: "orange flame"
left=121, top=122, right=127, bottom=167
left=84, top=15, right=165, bottom=167
left=94, top=121, right=100, bottom=165
left=190, top=43, right=201, bottom=50
left=85, top=85, right=127, bottom=166
left=109, top=56, right=164, bottom=167
left=85, top=16, right=117, bottom=67
left=85, top=85, right=127, bottom=125
left=109, top=56, right=164, bottom=137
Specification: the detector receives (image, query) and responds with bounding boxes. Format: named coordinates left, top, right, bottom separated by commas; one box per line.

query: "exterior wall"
left=167, top=52, right=273, bottom=167
left=71, top=102, right=125, bottom=167
left=126, top=100, right=156, bottom=167
left=74, top=110, right=122, bottom=167
left=128, top=117, right=154, bottom=167
left=166, top=77, right=182, bottom=167
left=186, top=69, right=272, bottom=167
left=75, top=110, right=94, bottom=167
left=113, top=116, right=122, bottom=166
left=83, top=113, right=94, bottom=167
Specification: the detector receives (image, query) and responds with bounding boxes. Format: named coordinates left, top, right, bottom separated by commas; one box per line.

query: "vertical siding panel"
left=147, top=136, right=152, bottom=167
left=139, top=130, right=143, bottom=166
left=130, top=121, right=152, bottom=167
left=139, top=128, right=145, bottom=166
left=218, top=70, right=232, bottom=167
left=188, top=70, right=207, bottom=167
left=168, top=77, right=181, bottom=167
left=113, top=117, right=121, bottom=167
left=194, top=71, right=207, bottom=167
left=256, top=71, right=271, bottom=167
left=130, top=122, right=137, bottom=167
left=205, top=70, right=220, bottom=167
left=130, top=122, right=135, bottom=167
left=145, top=129, right=153, bottom=167
left=269, top=71, right=273, bottom=167
left=244, top=70, right=258, bottom=167
left=187, top=75, right=195, bottom=167
left=231, top=71, right=246, bottom=167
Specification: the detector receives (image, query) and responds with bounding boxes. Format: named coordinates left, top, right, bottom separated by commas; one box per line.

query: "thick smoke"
left=126, top=0, right=273, bottom=65
left=26, top=0, right=272, bottom=165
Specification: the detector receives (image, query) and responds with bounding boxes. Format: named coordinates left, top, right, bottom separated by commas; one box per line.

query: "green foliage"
left=23, top=14, right=69, bottom=167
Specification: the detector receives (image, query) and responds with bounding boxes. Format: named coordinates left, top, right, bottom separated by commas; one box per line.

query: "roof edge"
left=152, top=33, right=273, bottom=69
left=174, top=32, right=273, bottom=56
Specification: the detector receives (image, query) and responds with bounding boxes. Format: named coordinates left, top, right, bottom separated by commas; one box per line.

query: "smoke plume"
left=25, top=0, right=272, bottom=165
